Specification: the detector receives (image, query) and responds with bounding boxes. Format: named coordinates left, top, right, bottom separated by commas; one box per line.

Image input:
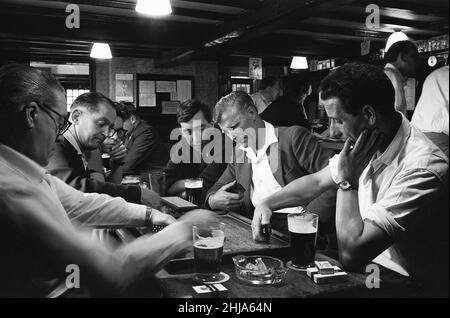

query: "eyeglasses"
left=35, top=101, right=71, bottom=136
left=108, top=127, right=128, bottom=139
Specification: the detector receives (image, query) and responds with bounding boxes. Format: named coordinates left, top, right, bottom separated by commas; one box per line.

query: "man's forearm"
left=264, top=171, right=335, bottom=211
left=107, top=162, right=123, bottom=184
left=335, top=189, right=365, bottom=263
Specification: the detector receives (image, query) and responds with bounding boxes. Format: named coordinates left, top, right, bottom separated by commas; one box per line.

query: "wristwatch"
left=338, top=180, right=357, bottom=191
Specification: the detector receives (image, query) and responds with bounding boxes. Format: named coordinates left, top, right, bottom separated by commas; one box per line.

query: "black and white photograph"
left=0, top=0, right=448, bottom=303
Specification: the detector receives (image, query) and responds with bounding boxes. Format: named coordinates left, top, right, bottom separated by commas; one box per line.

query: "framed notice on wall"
left=136, top=74, right=194, bottom=115
left=115, top=74, right=134, bottom=102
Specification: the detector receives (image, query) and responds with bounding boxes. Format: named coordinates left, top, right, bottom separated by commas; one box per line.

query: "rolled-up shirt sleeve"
left=48, top=174, right=146, bottom=228
left=361, top=169, right=443, bottom=241
left=328, top=154, right=340, bottom=185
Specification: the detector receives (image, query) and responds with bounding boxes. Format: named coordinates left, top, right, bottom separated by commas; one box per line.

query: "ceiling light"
left=290, top=56, right=308, bottom=69
left=90, top=43, right=112, bottom=59
left=136, top=0, right=172, bottom=16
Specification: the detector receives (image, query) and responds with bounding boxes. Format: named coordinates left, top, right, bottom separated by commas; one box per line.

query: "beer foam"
left=288, top=222, right=317, bottom=234
left=185, top=180, right=203, bottom=188
left=194, top=236, right=224, bottom=249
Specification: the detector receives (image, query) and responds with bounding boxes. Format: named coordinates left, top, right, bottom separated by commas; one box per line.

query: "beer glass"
left=287, top=211, right=318, bottom=270
left=193, top=222, right=225, bottom=284
left=185, top=178, right=203, bottom=206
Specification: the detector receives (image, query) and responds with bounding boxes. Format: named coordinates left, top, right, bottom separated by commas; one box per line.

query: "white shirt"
left=241, top=121, right=297, bottom=213
left=64, top=129, right=89, bottom=170
left=384, top=63, right=408, bottom=116
left=329, top=116, right=448, bottom=279
left=0, top=144, right=150, bottom=296
left=250, top=92, right=270, bottom=114
left=412, top=66, right=449, bottom=135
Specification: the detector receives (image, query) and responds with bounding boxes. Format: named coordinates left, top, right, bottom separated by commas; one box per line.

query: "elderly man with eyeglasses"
left=47, top=92, right=162, bottom=208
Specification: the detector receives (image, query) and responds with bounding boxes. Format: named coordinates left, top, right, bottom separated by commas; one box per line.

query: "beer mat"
left=192, top=283, right=228, bottom=298
left=286, top=260, right=315, bottom=271
left=192, top=272, right=230, bottom=284
left=161, top=196, right=198, bottom=211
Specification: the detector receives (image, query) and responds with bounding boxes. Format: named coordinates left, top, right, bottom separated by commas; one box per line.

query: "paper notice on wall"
left=156, top=81, right=176, bottom=93
left=361, top=40, right=371, bottom=56
left=176, top=80, right=191, bottom=102
left=162, top=101, right=180, bottom=114
left=139, top=93, right=156, bottom=107
left=139, top=80, right=155, bottom=93
left=115, top=74, right=134, bottom=102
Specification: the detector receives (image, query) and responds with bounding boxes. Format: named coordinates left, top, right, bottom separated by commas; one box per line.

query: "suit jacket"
left=260, top=96, right=310, bottom=130
left=123, top=121, right=169, bottom=175
left=206, top=126, right=336, bottom=231
left=47, top=137, right=142, bottom=203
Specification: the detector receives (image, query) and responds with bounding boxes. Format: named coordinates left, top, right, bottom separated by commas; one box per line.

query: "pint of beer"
left=287, top=211, right=318, bottom=270
left=185, top=178, right=203, bottom=206
left=193, top=222, right=225, bottom=284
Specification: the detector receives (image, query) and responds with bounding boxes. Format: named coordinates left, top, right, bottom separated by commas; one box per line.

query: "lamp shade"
left=385, top=32, right=409, bottom=52
left=136, top=0, right=172, bottom=16
left=290, top=56, right=308, bottom=69
left=90, top=43, right=112, bottom=59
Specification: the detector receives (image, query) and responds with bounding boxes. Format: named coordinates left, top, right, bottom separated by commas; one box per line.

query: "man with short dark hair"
left=0, top=64, right=215, bottom=297
left=250, top=76, right=281, bottom=114
left=384, top=40, right=419, bottom=116
left=47, top=92, right=160, bottom=207
left=163, top=99, right=229, bottom=202
left=207, top=91, right=336, bottom=236
left=252, top=63, right=448, bottom=291
left=118, top=101, right=169, bottom=177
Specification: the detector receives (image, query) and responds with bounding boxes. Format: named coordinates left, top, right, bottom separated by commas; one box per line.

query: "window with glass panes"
left=66, top=89, right=90, bottom=110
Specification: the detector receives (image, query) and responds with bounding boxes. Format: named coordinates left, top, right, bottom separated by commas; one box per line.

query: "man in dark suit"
left=206, top=91, right=336, bottom=236
left=260, top=76, right=310, bottom=129
left=119, top=102, right=169, bottom=177
left=47, top=92, right=160, bottom=207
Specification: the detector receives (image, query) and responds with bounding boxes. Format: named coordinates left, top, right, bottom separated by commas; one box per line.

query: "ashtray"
left=232, top=255, right=287, bottom=285
left=122, top=175, right=140, bottom=185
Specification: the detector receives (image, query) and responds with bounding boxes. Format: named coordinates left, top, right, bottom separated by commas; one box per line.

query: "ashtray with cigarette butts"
left=232, top=255, right=287, bottom=285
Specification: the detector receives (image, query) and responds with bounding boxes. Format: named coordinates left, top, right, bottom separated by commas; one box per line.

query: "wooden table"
left=117, top=212, right=421, bottom=298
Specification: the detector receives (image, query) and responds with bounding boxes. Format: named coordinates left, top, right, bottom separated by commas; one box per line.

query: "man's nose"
left=329, top=122, right=342, bottom=139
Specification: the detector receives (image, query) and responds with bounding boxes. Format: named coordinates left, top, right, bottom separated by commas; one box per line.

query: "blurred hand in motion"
left=208, top=181, right=244, bottom=212
left=178, top=209, right=218, bottom=229
left=251, top=203, right=273, bottom=242
left=141, top=188, right=161, bottom=208
left=150, top=209, right=176, bottom=226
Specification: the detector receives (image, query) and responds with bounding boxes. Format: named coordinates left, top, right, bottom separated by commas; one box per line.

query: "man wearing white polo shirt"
left=252, top=63, right=448, bottom=293
left=412, top=65, right=449, bottom=157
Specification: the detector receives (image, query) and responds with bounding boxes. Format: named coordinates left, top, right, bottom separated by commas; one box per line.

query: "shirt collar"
left=371, top=114, right=410, bottom=170
left=241, top=121, right=278, bottom=162
left=385, top=63, right=407, bottom=83
left=63, top=129, right=83, bottom=155
left=0, top=144, right=46, bottom=184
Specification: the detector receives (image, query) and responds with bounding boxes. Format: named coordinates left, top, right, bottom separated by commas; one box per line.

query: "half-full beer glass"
left=287, top=211, right=318, bottom=270
left=185, top=178, right=203, bottom=206
left=193, top=222, right=225, bottom=284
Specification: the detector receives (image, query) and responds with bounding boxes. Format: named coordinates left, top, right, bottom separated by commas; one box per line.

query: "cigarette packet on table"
left=192, top=284, right=228, bottom=298
left=307, top=265, right=348, bottom=284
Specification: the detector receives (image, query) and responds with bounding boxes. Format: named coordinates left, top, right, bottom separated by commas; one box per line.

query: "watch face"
left=339, top=181, right=351, bottom=190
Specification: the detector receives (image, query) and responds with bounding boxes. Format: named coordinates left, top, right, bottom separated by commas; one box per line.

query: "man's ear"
left=246, top=106, right=258, bottom=120
left=361, top=105, right=377, bottom=126
left=70, top=109, right=82, bottom=125
left=23, top=103, right=38, bottom=129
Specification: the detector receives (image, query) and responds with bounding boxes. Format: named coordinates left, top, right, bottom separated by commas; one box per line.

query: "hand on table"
left=251, top=203, right=273, bottom=242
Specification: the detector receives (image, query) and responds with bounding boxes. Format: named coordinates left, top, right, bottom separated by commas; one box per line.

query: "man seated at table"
left=119, top=101, right=169, bottom=177
left=0, top=64, right=215, bottom=297
left=252, top=63, right=449, bottom=290
left=205, top=91, right=337, bottom=236
left=47, top=92, right=160, bottom=207
left=163, top=99, right=230, bottom=202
